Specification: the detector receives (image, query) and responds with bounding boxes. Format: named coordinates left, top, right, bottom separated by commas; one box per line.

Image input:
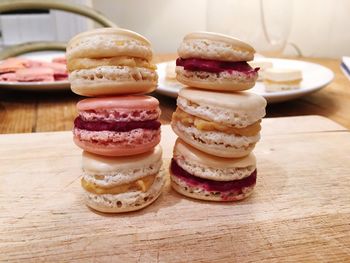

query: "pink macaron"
left=73, top=95, right=161, bottom=156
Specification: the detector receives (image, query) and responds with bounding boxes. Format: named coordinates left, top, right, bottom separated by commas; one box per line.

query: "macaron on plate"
left=0, top=51, right=69, bottom=91
left=176, top=32, right=258, bottom=91
left=157, top=57, right=334, bottom=103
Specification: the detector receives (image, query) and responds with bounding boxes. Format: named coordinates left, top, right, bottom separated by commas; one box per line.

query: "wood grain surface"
left=1, top=116, right=350, bottom=262
left=0, top=55, right=350, bottom=134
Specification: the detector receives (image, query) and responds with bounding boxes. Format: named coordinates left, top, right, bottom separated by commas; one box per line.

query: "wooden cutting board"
left=1, top=116, right=350, bottom=262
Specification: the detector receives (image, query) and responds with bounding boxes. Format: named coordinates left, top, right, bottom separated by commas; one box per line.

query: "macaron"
left=0, top=57, right=28, bottom=73
left=171, top=88, right=266, bottom=158
left=73, top=95, right=161, bottom=156
left=176, top=31, right=258, bottom=91
left=82, top=145, right=165, bottom=213
left=248, top=60, right=273, bottom=81
left=16, top=67, right=55, bottom=82
left=0, top=73, right=17, bottom=82
left=170, top=139, right=257, bottom=201
left=263, top=68, right=302, bottom=92
left=66, top=28, right=158, bottom=96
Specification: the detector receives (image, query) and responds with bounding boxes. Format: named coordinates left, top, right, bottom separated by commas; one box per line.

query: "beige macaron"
left=176, top=31, right=258, bottom=91
left=263, top=68, right=302, bottom=92
left=66, top=28, right=158, bottom=96
left=171, top=88, right=266, bottom=158
left=81, top=146, right=165, bottom=213
left=170, top=139, right=257, bottom=202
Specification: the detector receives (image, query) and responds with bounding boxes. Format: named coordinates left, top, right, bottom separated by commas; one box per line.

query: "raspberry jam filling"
left=171, top=158, right=256, bottom=192
left=54, top=73, right=68, bottom=81
left=176, top=58, right=259, bottom=74
left=74, top=116, right=161, bottom=132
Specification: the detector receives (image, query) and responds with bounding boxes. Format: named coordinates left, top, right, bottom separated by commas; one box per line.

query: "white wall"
left=0, top=0, right=92, bottom=46
left=289, top=0, right=350, bottom=58
left=92, top=0, right=350, bottom=58
left=92, top=0, right=207, bottom=53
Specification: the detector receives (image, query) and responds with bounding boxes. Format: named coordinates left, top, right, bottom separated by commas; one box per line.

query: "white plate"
left=156, top=58, right=334, bottom=103
left=0, top=51, right=69, bottom=91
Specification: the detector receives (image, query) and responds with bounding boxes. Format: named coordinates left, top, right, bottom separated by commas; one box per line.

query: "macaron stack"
left=170, top=32, right=267, bottom=201
left=67, top=28, right=164, bottom=213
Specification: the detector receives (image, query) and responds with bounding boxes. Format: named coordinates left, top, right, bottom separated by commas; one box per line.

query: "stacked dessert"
left=170, top=32, right=267, bottom=201
left=67, top=28, right=164, bottom=213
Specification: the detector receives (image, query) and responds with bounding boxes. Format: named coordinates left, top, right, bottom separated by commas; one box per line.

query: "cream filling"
left=264, top=79, right=302, bottom=85
left=69, top=65, right=158, bottom=83
left=174, top=121, right=260, bottom=148
left=68, top=56, right=156, bottom=72
left=81, top=174, right=156, bottom=195
left=172, top=108, right=261, bottom=136
left=83, top=158, right=162, bottom=187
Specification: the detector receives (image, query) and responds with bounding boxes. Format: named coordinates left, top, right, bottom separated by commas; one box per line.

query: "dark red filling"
left=74, top=116, right=161, bottom=132
left=176, top=58, right=259, bottom=74
left=171, top=158, right=256, bottom=192
left=54, top=73, right=68, bottom=81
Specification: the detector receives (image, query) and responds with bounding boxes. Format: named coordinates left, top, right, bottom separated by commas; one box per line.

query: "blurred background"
left=0, top=0, right=350, bottom=134
left=0, top=0, right=349, bottom=58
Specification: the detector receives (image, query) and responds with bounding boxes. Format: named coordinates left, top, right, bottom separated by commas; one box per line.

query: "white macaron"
left=171, top=88, right=266, bottom=158
left=81, top=145, right=165, bottom=213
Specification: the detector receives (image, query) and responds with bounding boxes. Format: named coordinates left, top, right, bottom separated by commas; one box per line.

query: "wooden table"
left=1, top=116, right=350, bottom=262
left=0, top=55, right=349, bottom=134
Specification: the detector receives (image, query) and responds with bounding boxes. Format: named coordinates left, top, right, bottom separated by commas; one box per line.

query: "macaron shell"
left=85, top=188, right=162, bottom=213
left=174, top=139, right=256, bottom=181
left=171, top=121, right=256, bottom=158
left=170, top=173, right=255, bottom=202
left=177, top=98, right=265, bottom=129
left=84, top=171, right=165, bottom=213
left=71, top=81, right=156, bottom=97
left=174, top=138, right=256, bottom=168
left=67, top=28, right=152, bottom=60
left=179, top=87, right=267, bottom=112
left=176, top=70, right=256, bottom=91
left=82, top=145, right=162, bottom=174
left=184, top=31, right=255, bottom=52
left=77, top=95, right=159, bottom=111
left=73, top=135, right=160, bottom=156
left=69, top=65, right=157, bottom=97
left=68, top=27, right=151, bottom=49
left=178, top=31, right=255, bottom=62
